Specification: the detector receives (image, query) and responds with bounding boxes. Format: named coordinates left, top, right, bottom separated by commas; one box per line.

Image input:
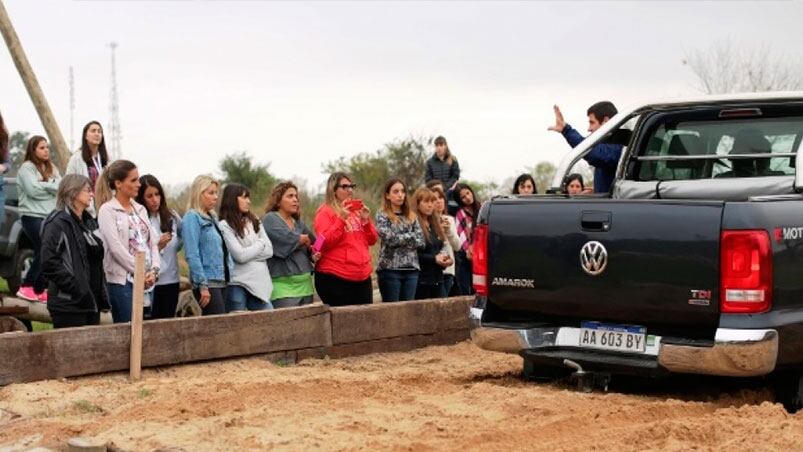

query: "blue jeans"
left=226, top=285, right=272, bottom=312
left=377, top=270, right=419, bottom=302
left=21, top=216, right=45, bottom=293
left=107, top=281, right=153, bottom=323
left=455, top=250, right=474, bottom=296
left=443, top=274, right=456, bottom=297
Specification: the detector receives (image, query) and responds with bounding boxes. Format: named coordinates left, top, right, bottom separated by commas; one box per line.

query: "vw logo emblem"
left=580, top=241, right=608, bottom=276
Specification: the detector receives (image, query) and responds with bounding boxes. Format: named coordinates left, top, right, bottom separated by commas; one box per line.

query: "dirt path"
left=1, top=342, right=801, bottom=451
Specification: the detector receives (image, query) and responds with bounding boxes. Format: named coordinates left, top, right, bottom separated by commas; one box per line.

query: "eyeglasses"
left=337, top=184, right=357, bottom=190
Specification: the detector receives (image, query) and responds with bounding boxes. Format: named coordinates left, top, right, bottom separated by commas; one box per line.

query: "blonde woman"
left=412, top=187, right=452, bottom=300
left=180, top=175, right=228, bottom=315
left=375, top=178, right=424, bottom=302
left=313, top=172, right=377, bottom=306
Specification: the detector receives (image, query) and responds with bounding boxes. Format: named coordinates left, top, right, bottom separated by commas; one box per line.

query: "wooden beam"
left=0, top=304, right=331, bottom=385
left=0, top=0, right=71, bottom=171
left=0, top=306, right=28, bottom=315
left=0, top=297, right=475, bottom=386
left=327, top=329, right=469, bottom=359
left=330, top=296, right=472, bottom=345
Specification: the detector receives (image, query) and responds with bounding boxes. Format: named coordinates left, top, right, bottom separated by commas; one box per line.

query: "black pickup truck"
left=470, top=93, right=803, bottom=411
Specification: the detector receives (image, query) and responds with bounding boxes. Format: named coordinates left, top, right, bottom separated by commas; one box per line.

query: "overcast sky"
left=2, top=0, right=802, bottom=192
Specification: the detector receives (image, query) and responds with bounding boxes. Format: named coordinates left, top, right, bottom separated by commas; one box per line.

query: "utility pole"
left=0, top=0, right=70, bottom=171
left=108, top=42, right=121, bottom=159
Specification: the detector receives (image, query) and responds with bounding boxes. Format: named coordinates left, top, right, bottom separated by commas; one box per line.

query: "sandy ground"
left=1, top=341, right=802, bottom=451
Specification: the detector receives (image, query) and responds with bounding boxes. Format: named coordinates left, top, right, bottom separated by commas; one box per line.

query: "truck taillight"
left=720, top=230, right=772, bottom=314
left=472, top=224, right=489, bottom=296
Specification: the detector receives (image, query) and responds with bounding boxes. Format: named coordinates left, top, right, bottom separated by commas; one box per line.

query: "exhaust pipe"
left=563, top=359, right=584, bottom=374
left=563, top=359, right=610, bottom=392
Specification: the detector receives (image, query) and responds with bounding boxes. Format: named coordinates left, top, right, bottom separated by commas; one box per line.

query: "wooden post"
left=129, top=251, right=145, bottom=381
left=0, top=0, right=71, bottom=172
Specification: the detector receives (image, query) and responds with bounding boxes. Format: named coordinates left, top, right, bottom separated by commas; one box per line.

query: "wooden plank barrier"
left=328, top=296, right=473, bottom=358
left=0, top=297, right=472, bottom=386
left=0, top=304, right=331, bottom=385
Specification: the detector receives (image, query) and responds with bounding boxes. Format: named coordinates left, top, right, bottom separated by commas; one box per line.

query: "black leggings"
left=49, top=311, right=100, bottom=329
left=152, top=283, right=180, bottom=319
left=192, top=287, right=227, bottom=315
left=314, top=272, right=372, bottom=306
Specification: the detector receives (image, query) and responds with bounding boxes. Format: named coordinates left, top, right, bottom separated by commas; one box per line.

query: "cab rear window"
left=635, top=116, right=802, bottom=181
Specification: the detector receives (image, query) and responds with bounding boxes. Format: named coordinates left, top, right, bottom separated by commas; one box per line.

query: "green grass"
left=32, top=321, right=52, bottom=331
left=137, top=387, right=153, bottom=398
left=73, top=400, right=103, bottom=414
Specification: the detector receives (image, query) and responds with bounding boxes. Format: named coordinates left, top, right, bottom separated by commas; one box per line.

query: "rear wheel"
left=773, top=371, right=803, bottom=413
left=6, top=248, right=33, bottom=295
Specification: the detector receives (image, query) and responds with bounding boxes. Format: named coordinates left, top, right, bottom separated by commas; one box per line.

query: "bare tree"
left=683, top=39, right=803, bottom=94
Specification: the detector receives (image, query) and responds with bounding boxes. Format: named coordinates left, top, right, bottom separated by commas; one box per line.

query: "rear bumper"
left=469, top=308, right=778, bottom=377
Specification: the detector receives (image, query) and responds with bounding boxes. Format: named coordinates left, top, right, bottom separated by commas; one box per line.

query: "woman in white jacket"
left=431, top=185, right=461, bottom=296
left=218, top=183, right=274, bottom=312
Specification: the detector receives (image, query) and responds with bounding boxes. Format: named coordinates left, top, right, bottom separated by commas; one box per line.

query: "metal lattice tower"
left=69, top=66, right=75, bottom=150
left=108, top=42, right=122, bottom=159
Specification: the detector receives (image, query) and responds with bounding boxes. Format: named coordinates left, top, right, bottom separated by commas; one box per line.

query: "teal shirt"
left=17, top=161, right=61, bottom=218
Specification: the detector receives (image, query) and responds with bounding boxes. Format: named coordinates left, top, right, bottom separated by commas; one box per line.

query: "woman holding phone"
left=431, top=186, right=461, bottom=296
left=137, top=174, right=182, bottom=319
left=454, top=182, right=481, bottom=295
left=313, top=172, right=378, bottom=306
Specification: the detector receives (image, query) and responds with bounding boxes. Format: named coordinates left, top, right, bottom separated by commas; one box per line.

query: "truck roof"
left=632, top=91, right=803, bottom=112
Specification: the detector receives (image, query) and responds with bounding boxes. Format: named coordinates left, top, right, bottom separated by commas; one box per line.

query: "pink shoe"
left=37, top=291, right=48, bottom=303
left=16, top=286, right=38, bottom=302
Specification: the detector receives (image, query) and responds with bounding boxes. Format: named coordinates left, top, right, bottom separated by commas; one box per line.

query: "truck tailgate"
left=484, top=199, right=723, bottom=339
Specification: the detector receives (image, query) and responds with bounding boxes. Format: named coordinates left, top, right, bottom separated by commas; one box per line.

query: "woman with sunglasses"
left=313, top=172, right=377, bottom=306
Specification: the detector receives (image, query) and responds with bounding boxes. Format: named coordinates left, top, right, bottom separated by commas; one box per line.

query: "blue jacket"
left=181, top=210, right=231, bottom=288
left=562, top=124, right=623, bottom=193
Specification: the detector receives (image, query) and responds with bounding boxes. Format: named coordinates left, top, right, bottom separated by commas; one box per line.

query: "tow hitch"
left=564, top=359, right=611, bottom=393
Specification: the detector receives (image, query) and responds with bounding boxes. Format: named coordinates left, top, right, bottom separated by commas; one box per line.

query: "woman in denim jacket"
left=181, top=175, right=229, bottom=315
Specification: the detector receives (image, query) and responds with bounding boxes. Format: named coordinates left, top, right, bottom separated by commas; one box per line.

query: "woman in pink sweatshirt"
left=313, top=172, right=377, bottom=306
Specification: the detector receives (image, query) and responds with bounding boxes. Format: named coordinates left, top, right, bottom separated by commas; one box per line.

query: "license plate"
left=578, top=321, right=646, bottom=353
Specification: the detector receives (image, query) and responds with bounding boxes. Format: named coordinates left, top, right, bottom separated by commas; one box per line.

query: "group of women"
left=3, top=117, right=321, bottom=328
left=0, top=110, right=585, bottom=328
